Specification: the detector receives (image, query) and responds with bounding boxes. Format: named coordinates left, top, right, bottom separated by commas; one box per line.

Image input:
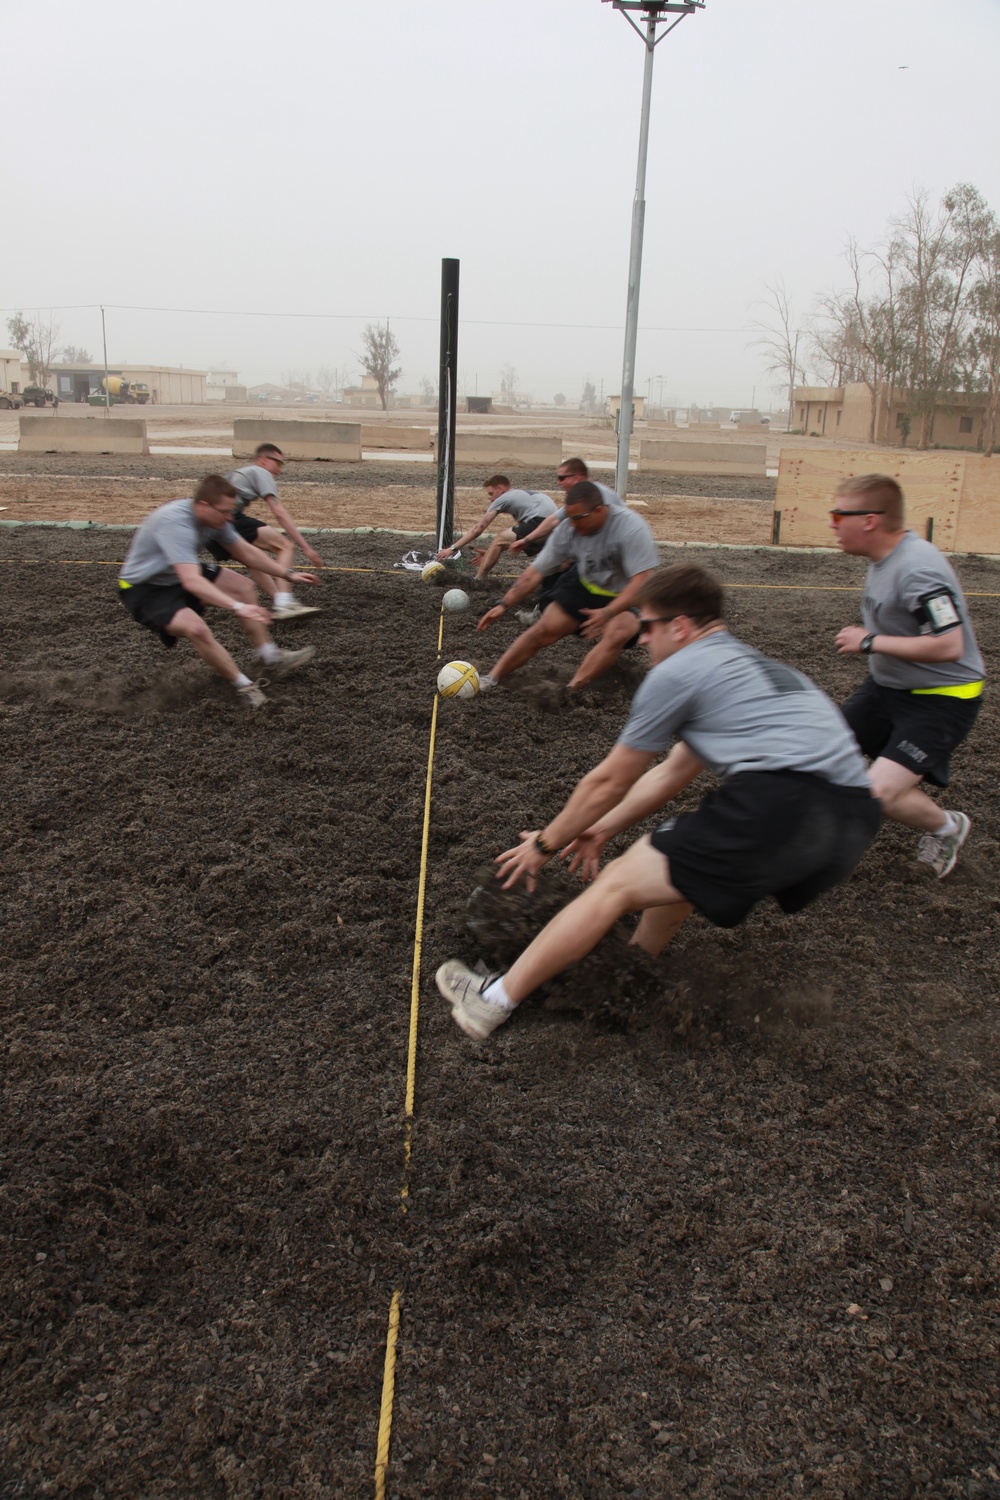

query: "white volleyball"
left=437, top=661, right=480, bottom=699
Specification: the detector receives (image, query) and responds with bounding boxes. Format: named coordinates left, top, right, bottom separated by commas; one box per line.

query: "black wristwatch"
left=860, top=633, right=876, bottom=655
left=492, top=599, right=508, bottom=611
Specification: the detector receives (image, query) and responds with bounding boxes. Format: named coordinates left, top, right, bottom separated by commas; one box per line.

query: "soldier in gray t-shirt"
left=203, top=442, right=324, bottom=622
left=434, top=563, right=880, bottom=1042
left=474, top=481, right=661, bottom=695
left=436, top=474, right=557, bottom=581
left=117, top=474, right=319, bottom=707
left=832, top=473, right=985, bottom=878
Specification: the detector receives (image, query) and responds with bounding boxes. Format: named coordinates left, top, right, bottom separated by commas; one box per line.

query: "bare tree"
left=315, top=364, right=338, bottom=396
left=356, top=323, right=401, bottom=411
left=967, top=223, right=1000, bottom=455
left=7, top=311, right=62, bottom=386
left=499, top=363, right=518, bottom=408
left=60, top=344, right=92, bottom=364
left=580, top=378, right=598, bottom=415
left=419, top=376, right=436, bottom=404
left=891, top=184, right=991, bottom=447
left=750, top=281, right=803, bottom=430
left=813, top=237, right=910, bottom=442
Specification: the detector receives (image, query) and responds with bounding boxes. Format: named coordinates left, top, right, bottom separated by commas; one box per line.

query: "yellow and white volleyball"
left=437, top=660, right=480, bottom=699
left=422, top=560, right=446, bottom=583
left=442, top=589, right=470, bottom=613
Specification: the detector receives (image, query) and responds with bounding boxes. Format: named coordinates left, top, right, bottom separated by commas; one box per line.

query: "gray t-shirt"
left=532, top=505, right=660, bottom=593
left=225, top=463, right=279, bottom=513
left=619, top=631, right=871, bottom=788
left=119, top=498, right=240, bottom=586
left=486, top=489, right=557, bottom=524
left=861, top=531, right=985, bottom=689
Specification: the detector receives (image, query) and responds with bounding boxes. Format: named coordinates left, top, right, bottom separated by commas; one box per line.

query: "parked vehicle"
left=88, top=377, right=152, bottom=406
left=21, top=384, right=58, bottom=408
left=0, top=390, right=23, bottom=410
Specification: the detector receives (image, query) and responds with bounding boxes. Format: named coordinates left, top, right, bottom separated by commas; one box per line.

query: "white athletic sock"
left=274, top=592, right=294, bottom=607
left=233, top=673, right=253, bottom=689
left=935, top=811, right=959, bottom=838
left=483, top=976, right=515, bottom=1010
left=257, top=642, right=281, bottom=664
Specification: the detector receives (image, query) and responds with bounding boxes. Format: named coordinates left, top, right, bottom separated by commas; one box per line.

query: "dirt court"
left=0, top=454, right=777, bottom=548
left=1, top=480, right=999, bottom=1498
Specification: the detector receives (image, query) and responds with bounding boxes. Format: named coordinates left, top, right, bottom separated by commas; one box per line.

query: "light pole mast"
left=604, top=0, right=704, bottom=498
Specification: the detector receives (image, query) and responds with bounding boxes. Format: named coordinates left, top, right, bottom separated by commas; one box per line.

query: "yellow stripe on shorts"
left=910, top=679, right=985, bottom=699
left=579, top=577, right=618, bottom=598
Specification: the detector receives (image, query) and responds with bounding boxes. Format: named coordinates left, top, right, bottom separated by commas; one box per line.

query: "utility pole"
left=604, top=0, right=704, bottom=499
left=101, top=305, right=111, bottom=414
left=787, top=329, right=800, bottom=432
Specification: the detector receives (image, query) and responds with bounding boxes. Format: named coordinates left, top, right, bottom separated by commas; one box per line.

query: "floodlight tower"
left=603, top=0, right=704, bottom=499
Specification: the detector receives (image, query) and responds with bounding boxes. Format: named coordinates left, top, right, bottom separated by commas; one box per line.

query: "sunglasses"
left=636, top=614, right=679, bottom=634
left=565, top=509, right=600, bottom=525
left=556, top=472, right=576, bottom=482
left=829, top=508, right=885, bottom=523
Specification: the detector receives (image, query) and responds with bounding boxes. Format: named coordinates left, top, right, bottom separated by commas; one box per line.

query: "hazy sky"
left=4, top=0, right=999, bottom=406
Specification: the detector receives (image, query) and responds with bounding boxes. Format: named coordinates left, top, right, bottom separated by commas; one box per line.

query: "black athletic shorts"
left=546, top=572, right=640, bottom=638
left=206, top=510, right=265, bottom=562
left=118, top=564, right=222, bottom=649
left=841, top=677, right=982, bottom=788
left=512, top=515, right=547, bottom=557
left=650, top=770, right=881, bottom=929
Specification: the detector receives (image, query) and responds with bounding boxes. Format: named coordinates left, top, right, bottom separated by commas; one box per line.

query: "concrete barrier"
left=639, top=439, right=766, bottom=477
left=233, top=420, right=362, bottom=462
left=361, top=424, right=433, bottom=451
left=434, top=433, right=563, bottom=467
left=19, top=413, right=149, bottom=456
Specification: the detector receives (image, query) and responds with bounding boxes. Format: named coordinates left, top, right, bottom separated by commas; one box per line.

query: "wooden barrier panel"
left=639, top=439, right=766, bottom=477
left=233, top=420, right=362, bottom=462
left=19, top=414, right=149, bottom=456
left=953, top=457, right=1000, bottom=553
left=774, top=448, right=965, bottom=550
left=361, top=424, right=433, bottom=451
left=434, top=433, right=563, bottom=467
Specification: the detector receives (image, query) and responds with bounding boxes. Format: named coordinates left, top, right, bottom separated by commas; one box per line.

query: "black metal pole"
left=435, top=258, right=459, bottom=551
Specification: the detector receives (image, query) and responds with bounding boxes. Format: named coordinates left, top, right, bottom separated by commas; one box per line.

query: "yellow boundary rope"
left=373, top=607, right=445, bottom=1500
left=5, top=558, right=999, bottom=597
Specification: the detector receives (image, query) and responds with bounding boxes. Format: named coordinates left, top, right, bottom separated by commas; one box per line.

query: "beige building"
left=0, top=349, right=21, bottom=393
left=794, top=382, right=991, bottom=450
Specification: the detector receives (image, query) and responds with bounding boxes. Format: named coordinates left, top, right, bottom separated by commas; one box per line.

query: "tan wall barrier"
left=361, top=424, right=433, bottom=451
left=434, top=433, right=563, bottom=466
left=19, top=413, right=149, bottom=456
left=639, top=439, right=766, bottom=477
left=773, top=447, right=1000, bottom=553
left=233, top=420, right=362, bottom=462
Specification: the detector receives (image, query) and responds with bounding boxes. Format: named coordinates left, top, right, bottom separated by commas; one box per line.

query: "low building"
left=1, top=349, right=22, bottom=393
left=794, top=382, right=991, bottom=449
left=609, top=394, right=646, bottom=421
left=48, top=362, right=208, bottom=404
left=207, top=368, right=247, bottom=403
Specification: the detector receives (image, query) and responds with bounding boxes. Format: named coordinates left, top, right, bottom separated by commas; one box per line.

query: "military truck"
left=0, top=390, right=23, bottom=410
left=21, top=384, right=58, bottom=408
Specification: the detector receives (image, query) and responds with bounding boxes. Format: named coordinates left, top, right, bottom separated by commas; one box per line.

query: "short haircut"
left=564, top=480, right=603, bottom=511
left=195, top=474, right=239, bottom=506
left=835, top=472, right=904, bottom=527
left=636, top=563, right=724, bottom=625
left=255, top=442, right=284, bottom=460
left=483, top=474, right=511, bottom=489
left=560, top=457, right=589, bottom=477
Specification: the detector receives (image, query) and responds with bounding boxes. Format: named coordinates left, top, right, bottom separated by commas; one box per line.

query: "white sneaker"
left=267, top=645, right=316, bottom=677
left=917, top=811, right=971, bottom=878
left=435, top=960, right=511, bottom=1041
left=236, top=680, right=269, bottom=708
left=479, top=673, right=498, bottom=693
left=515, top=606, right=541, bottom=626
left=272, top=601, right=320, bottom=620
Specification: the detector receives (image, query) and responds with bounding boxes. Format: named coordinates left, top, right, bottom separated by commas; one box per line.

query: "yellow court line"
left=374, top=606, right=445, bottom=1499
left=5, top=557, right=1000, bottom=597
